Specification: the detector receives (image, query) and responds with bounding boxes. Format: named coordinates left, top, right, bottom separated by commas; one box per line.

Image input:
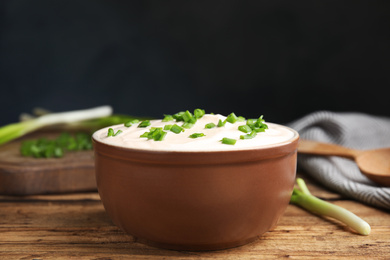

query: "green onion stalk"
left=290, top=178, right=371, bottom=236
left=0, top=106, right=145, bottom=146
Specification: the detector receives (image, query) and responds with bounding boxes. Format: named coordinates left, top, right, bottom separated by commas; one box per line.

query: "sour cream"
left=92, top=114, right=297, bottom=152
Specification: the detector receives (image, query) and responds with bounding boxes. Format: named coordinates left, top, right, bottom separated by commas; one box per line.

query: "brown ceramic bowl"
left=92, top=125, right=299, bottom=251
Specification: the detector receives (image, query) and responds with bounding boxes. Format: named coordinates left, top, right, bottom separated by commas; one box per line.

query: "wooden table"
left=1, top=173, right=389, bottom=259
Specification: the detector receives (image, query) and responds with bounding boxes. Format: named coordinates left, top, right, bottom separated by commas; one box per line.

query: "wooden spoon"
left=298, top=139, right=390, bottom=187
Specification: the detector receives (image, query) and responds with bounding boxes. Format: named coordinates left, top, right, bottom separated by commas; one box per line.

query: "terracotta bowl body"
left=92, top=127, right=299, bottom=251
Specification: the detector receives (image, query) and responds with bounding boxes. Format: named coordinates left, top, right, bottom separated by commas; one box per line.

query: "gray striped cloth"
left=288, top=111, right=390, bottom=210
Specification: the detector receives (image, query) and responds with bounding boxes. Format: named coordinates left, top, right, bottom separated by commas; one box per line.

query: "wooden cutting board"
left=0, top=131, right=96, bottom=195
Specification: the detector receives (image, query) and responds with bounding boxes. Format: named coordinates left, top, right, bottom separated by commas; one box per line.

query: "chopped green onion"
left=164, top=108, right=206, bottom=123
left=246, top=119, right=256, bottom=127
left=194, top=109, right=205, bottom=119
left=205, top=123, right=216, bottom=129
left=170, top=124, right=184, bottom=134
left=254, top=127, right=266, bottom=133
left=217, top=119, right=226, bottom=127
left=108, top=128, right=122, bottom=137
left=238, top=125, right=252, bottom=133
left=138, top=120, right=151, bottom=128
left=75, top=132, right=93, bottom=149
left=189, top=117, right=197, bottom=124
left=182, top=110, right=194, bottom=123
left=237, top=116, right=246, bottom=122
left=183, top=110, right=192, bottom=122
left=164, top=124, right=173, bottom=130
left=140, top=127, right=167, bottom=141
left=107, top=128, right=115, bottom=137
left=290, top=178, right=371, bottom=236
left=162, top=115, right=174, bottom=122
left=172, top=111, right=185, bottom=121
left=156, top=130, right=167, bottom=141
left=255, top=115, right=268, bottom=128
left=246, top=116, right=268, bottom=132
left=226, top=113, right=238, bottom=124
left=20, top=140, right=33, bottom=156
left=20, top=131, right=92, bottom=158
left=150, top=128, right=165, bottom=141
left=182, top=122, right=194, bottom=129
left=124, top=119, right=139, bottom=127
left=54, top=147, right=64, bottom=157
left=56, top=132, right=71, bottom=147
left=46, top=145, right=56, bottom=158
left=140, top=132, right=149, bottom=138
left=189, top=133, right=205, bottom=139
left=113, top=129, right=122, bottom=136
left=240, top=131, right=257, bottom=139
left=221, top=137, right=236, bottom=145
left=66, top=136, right=77, bottom=150
left=257, top=115, right=265, bottom=123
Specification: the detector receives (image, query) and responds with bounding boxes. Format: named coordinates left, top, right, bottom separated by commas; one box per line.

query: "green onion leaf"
left=246, top=119, right=256, bottom=128
left=254, top=127, right=266, bottom=133
left=194, top=109, right=205, bottom=119
left=217, top=119, right=226, bottom=127
left=189, top=133, right=205, bottom=139
left=44, top=145, right=55, bottom=158
left=205, top=123, right=216, bottom=129
left=107, top=128, right=115, bottom=137
left=150, top=128, right=162, bottom=140
left=182, top=122, right=194, bottom=129
left=255, top=115, right=268, bottom=128
left=107, top=128, right=122, bottom=137
left=54, top=147, right=63, bottom=157
left=246, top=116, right=268, bottom=133
left=66, top=137, right=77, bottom=150
left=124, top=119, right=139, bottom=127
left=189, top=117, right=197, bottom=124
left=237, top=116, right=246, bottom=122
left=20, top=131, right=92, bottom=158
left=140, top=132, right=149, bottom=138
left=182, top=110, right=193, bottom=123
left=164, top=124, right=173, bottom=130
left=140, top=128, right=167, bottom=141
left=238, top=125, right=252, bottom=133
left=221, top=137, right=236, bottom=145
left=162, top=115, right=174, bottom=122
left=226, top=113, right=238, bottom=124
left=113, top=129, right=122, bottom=136
left=170, top=124, right=184, bottom=134
left=172, top=111, right=185, bottom=121
left=138, top=120, right=151, bottom=128
left=155, top=130, right=167, bottom=141
left=240, top=131, right=257, bottom=139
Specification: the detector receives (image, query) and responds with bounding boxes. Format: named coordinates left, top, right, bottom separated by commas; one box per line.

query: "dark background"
left=1, top=0, right=389, bottom=125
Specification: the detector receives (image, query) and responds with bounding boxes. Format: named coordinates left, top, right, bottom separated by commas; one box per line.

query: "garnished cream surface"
left=92, top=114, right=297, bottom=152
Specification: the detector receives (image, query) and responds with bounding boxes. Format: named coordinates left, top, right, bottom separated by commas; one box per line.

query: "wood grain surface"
left=0, top=131, right=96, bottom=195
left=1, top=174, right=389, bottom=259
